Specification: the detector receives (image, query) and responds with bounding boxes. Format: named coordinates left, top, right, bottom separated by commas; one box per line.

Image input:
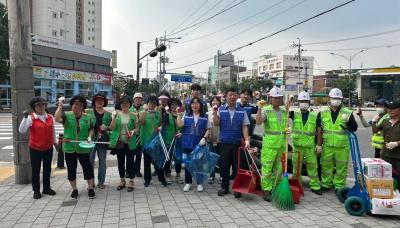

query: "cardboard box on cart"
left=370, top=191, right=400, bottom=215
left=362, top=158, right=392, bottom=179
left=365, top=175, right=394, bottom=199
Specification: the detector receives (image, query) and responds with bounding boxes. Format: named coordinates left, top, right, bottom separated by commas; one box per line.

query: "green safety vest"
left=162, top=113, right=176, bottom=145
left=263, top=105, right=287, bottom=149
left=140, top=111, right=161, bottom=146
left=85, top=109, right=112, bottom=128
left=109, top=113, right=137, bottom=150
left=321, top=107, right=352, bottom=148
left=371, top=113, right=389, bottom=149
left=62, top=112, right=92, bottom=153
left=130, top=106, right=143, bottom=113
left=291, top=111, right=317, bottom=148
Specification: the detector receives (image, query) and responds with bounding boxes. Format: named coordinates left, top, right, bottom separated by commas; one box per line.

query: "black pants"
left=219, top=143, right=240, bottom=189
left=65, top=152, right=94, bottom=181
left=134, top=146, right=143, bottom=174
left=210, top=144, right=220, bottom=178
left=143, top=150, right=166, bottom=183
left=56, top=134, right=65, bottom=168
left=375, top=148, right=382, bottom=159
left=183, top=149, right=198, bottom=184
left=30, top=147, right=53, bottom=192
left=116, top=143, right=135, bottom=179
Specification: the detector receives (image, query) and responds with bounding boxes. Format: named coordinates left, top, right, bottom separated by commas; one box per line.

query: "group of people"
left=19, top=83, right=400, bottom=203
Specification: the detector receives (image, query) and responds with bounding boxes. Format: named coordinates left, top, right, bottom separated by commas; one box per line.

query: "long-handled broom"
left=271, top=95, right=295, bottom=211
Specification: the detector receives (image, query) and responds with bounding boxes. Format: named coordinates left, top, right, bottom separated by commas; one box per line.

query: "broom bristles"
left=271, top=175, right=295, bottom=211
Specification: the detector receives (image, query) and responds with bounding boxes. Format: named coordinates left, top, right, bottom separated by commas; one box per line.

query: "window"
left=88, top=37, right=91, bottom=40
left=76, top=61, right=94, bottom=71
left=92, top=28, right=95, bottom=31
left=92, top=19, right=95, bottom=23
left=88, top=28, right=90, bottom=31
left=269, top=64, right=274, bottom=70
left=60, top=29, right=64, bottom=36
left=88, top=19, right=90, bottom=22
left=52, top=30, right=57, bottom=37
left=33, top=55, right=51, bottom=66
left=54, top=58, right=73, bottom=68
left=276, top=62, right=282, bottom=69
left=52, top=12, right=57, bottom=18
left=92, top=36, right=94, bottom=40
left=60, top=12, right=64, bottom=18
left=92, top=10, right=94, bottom=14
left=88, top=10, right=91, bottom=14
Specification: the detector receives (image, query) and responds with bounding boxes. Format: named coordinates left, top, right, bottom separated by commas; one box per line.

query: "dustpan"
left=289, top=150, right=304, bottom=204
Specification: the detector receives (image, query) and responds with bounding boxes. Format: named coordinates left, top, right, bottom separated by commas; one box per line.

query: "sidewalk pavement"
left=0, top=166, right=399, bottom=228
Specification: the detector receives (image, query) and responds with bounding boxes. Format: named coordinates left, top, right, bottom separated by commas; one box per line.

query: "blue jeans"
left=90, top=145, right=107, bottom=185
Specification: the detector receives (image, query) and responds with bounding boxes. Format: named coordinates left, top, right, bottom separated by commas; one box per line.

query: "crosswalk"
left=0, top=121, right=64, bottom=150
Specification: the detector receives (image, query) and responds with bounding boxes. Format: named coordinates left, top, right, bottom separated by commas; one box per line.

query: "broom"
left=271, top=95, right=295, bottom=211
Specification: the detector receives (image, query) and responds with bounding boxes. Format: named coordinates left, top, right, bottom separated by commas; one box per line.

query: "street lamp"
left=330, top=49, right=365, bottom=107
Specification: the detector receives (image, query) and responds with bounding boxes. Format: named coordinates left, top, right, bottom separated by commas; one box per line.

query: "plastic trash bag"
left=143, top=133, right=167, bottom=169
left=185, top=145, right=220, bottom=184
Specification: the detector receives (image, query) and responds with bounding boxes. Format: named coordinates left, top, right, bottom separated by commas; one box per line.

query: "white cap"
left=133, top=93, right=143, bottom=99
left=298, top=91, right=310, bottom=101
left=268, top=87, right=283, bottom=97
left=329, top=88, right=343, bottom=99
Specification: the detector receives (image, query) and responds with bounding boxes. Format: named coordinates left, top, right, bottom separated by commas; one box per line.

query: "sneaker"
left=71, top=189, right=78, bottom=199
left=217, top=188, right=229, bottom=196
left=197, top=185, right=203, bottom=192
left=311, top=189, right=323, bottom=195
left=88, top=189, right=96, bottom=199
left=320, top=186, right=331, bottom=192
left=234, top=192, right=242, bottom=198
left=97, top=183, right=106, bottom=189
left=55, top=166, right=66, bottom=170
left=161, top=181, right=168, bottom=187
left=166, top=177, right=173, bottom=185
left=135, top=172, right=143, bottom=177
left=263, top=191, right=272, bottom=202
left=144, top=181, right=150, bottom=187
left=208, top=177, right=215, bottom=184
left=42, top=189, right=56, bottom=195
left=218, top=177, right=222, bottom=184
left=33, top=191, right=42, bottom=199
left=183, top=184, right=191, bottom=192
left=165, top=173, right=172, bottom=178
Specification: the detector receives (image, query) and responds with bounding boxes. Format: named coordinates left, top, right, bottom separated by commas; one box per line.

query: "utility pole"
left=146, top=56, right=149, bottom=79
left=7, top=0, right=35, bottom=184
left=136, top=42, right=140, bottom=83
left=293, top=38, right=303, bottom=93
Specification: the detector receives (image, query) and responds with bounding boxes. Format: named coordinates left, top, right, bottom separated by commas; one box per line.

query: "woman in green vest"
left=86, top=94, right=111, bottom=189
left=55, top=95, right=96, bottom=199
left=139, top=96, right=167, bottom=187
left=109, top=96, right=139, bottom=192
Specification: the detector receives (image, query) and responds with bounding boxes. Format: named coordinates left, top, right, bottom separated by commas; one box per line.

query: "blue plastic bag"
left=185, top=145, right=220, bottom=184
left=143, top=133, right=167, bottom=169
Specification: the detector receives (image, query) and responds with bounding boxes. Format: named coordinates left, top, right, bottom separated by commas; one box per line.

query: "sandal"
left=127, top=180, right=134, bottom=192
left=117, top=181, right=126, bottom=190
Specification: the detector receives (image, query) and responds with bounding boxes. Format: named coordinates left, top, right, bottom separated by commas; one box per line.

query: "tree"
left=332, top=73, right=357, bottom=99
left=0, top=3, right=9, bottom=82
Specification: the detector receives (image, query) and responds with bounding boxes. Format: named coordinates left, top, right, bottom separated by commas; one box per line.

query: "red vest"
left=29, top=113, right=54, bottom=151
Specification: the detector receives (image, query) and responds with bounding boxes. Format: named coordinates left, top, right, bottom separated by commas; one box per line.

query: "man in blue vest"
left=237, top=88, right=258, bottom=137
left=185, top=83, right=208, bottom=114
left=213, top=87, right=250, bottom=196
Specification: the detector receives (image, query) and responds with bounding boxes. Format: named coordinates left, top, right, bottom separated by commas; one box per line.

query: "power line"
left=168, top=0, right=209, bottom=35
left=167, top=0, right=355, bottom=71
left=304, top=43, right=400, bottom=52
left=302, top=28, right=400, bottom=45
left=174, top=0, right=307, bottom=61
left=168, top=0, right=248, bottom=37
left=179, top=0, right=288, bottom=44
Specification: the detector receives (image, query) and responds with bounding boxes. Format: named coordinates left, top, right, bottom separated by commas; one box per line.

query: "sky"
left=102, top=0, right=400, bottom=79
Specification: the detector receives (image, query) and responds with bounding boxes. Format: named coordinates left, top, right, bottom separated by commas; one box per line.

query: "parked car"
left=46, top=98, right=92, bottom=116
left=364, top=100, right=375, bottom=107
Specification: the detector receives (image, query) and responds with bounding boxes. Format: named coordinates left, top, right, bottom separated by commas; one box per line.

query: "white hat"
left=268, top=87, right=284, bottom=97
left=133, top=93, right=143, bottom=99
left=298, top=91, right=310, bottom=101
left=329, top=88, right=343, bottom=99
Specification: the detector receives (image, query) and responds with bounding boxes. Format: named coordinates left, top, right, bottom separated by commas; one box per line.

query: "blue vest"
left=236, top=102, right=257, bottom=118
left=219, top=106, right=244, bottom=144
left=182, top=114, right=208, bottom=149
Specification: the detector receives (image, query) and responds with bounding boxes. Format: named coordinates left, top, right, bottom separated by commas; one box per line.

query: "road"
left=0, top=108, right=377, bottom=162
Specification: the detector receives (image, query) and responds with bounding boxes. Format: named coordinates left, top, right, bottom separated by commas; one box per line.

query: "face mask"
left=299, top=102, right=309, bottom=110
left=330, top=99, right=342, bottom=107
left=377, top=108, right=384, bottom=114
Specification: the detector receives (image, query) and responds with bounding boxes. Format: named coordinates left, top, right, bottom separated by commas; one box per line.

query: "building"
left=257, top=54, right=314, bottom=95
left=30, top=0, right=102, bottom=48
left=218, top=65, right=247, bottom=85
left=0, top=35, right=112, bottom=107
left=357, top=67, right=400, bottom=102
left=312, top=71, right=341, bottom=94
left=208, top=50, right=235, bottom=85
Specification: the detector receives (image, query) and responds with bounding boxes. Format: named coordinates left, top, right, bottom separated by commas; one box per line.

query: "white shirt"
left=19, top=112, right=58, bottom=144
left=181, top=113, right=212, bottom=128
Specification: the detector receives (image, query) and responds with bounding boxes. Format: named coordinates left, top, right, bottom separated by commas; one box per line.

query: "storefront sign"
left=33, top=66, right=112, bottom=85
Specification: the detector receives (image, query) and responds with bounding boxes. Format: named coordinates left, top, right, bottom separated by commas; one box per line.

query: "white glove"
left=245, top=140, right=250, bottom=148
left=87, top=137, right=92, bottom=143
left=342, top=114, right=350, bottom=122
left=286, top=127, right=292, bottom=135
left=165, top=106, right=170, bottom=113
left=143, top=104, right=148, bottom=111
left=386, top=142, right=399, bottom=150
left=112, top=111, right=118, bottom=119
left=199, top=137, right=207, bottom=146
left=372, top=115, right=380, bottom=123
left=58, top=96, right=65, bottom=104
left=315, top=145, right=322, bottom=155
